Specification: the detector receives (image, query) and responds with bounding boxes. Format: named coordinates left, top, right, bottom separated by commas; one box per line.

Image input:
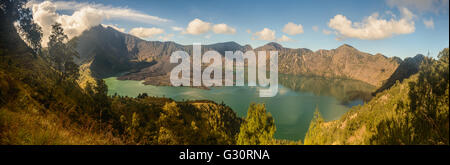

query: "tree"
left=237, top=103, right=276, bottom=145
left=90, top=79, right=111, bottom=125
left=47, top=23, right=80, bottom=81
left=1, top=0, right=42, bottom=53
left=408, top=48, right=449, bottom=145
left=18, top=7, right=42, bottom=55
left=157, top=101, right=185, bottom=144
left=304, top=107, right=325, bottom=145
left=0, top=0, right=25, bottom=27
left=137, top=93, right=148, bottom=99
left=120, top=112, right=140, bottom=143
left=48, top=23, right=67, bottom=72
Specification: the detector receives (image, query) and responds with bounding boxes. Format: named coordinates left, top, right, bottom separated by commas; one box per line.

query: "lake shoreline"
left=104, top=74, right=376, bottom=141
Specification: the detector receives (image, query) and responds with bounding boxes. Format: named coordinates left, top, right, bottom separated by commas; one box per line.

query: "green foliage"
left=406, top=48, right=449, bottom=144
left=1, top=0, right=36, bottom=54
left=85, top=79, right=112, bottom=125
left=0, top=0, right=27, bottom=25
left=107, top=97, right=243, bottom=144
left=371, top=49, right=448, bottom=145
left=304, top=107, right=326, bottom=145
left=17, top=6, right=42, bottom=55
left=47, top=23, right=80, bottom=82
left=157, top=101, right=184, bottom=144
left=237, top=103, right=276, bottom=145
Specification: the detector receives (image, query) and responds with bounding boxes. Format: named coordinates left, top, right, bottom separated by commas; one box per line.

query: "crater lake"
left=104, top=74, right=376, bottom=140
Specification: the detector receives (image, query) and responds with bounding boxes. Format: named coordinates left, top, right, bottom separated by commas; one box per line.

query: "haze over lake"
left=105, top=74, right=376, bottom=140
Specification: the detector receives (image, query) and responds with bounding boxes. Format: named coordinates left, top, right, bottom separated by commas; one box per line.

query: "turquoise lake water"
left=104, top=74, right=375, bottom=140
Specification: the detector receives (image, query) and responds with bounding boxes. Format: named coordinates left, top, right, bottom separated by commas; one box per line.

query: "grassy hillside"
left=304, top=49, right=449, bottom=145
left=0, top=45, right=121, bottom=144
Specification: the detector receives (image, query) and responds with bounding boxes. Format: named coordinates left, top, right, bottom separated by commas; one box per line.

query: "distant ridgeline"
left=74, top=25, right=424, bottom=91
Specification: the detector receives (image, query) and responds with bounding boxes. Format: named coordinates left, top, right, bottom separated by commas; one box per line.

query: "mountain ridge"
left=74, top=25, right=422, bottom=89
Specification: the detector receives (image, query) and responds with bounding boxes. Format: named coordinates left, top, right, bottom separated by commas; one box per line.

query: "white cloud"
left=31, top=1, right=102, bottom=46
left=253, top=28, right=276, bottom=41
left=322, top=29, right=332, bottom=35
left=30, top=0, right=170, bottom=23
left=171, top=26, right=183, bottom=31
left=182, top=19, right=236, bottom=35
left=212, top=23, right=236, bottom=34
left=277, top=35, right=293, bottom=42
left=129, top=27, right=164, bottom=39
left=423, top=18, right=435, bottom=29
left=312, top=26, right=319, bottom=32
left=184, top=18, right=211, bottom=35
left=27, top=1, right=170, bottom=46
left=282, top=22, right=304, bottom=35
left=159, top=33, right=175, bottom=41
left=328, top=8, right=415, bottom=40
left=386, top=0, right=449, bottom=13
left=102, top=24, right=125, bottom=32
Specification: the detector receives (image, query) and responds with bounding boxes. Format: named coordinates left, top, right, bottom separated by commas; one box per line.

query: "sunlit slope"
left=304, top=50, right=449, bottom=145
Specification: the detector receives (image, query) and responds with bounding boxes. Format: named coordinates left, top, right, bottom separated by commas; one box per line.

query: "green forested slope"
left=304, top=49, right=449, bottom=145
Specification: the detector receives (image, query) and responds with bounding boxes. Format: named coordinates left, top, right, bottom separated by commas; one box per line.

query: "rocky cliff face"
left=73, top=25, right=155, bottom=78
left=373, top=54, right=425, bottom=94
left=74, top=25, right=410, bottom=88
left=256, top=43, right=400, bottom=87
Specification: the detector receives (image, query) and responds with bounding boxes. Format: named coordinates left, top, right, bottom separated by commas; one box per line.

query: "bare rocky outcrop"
left=257, top=43, right=400, bottom=87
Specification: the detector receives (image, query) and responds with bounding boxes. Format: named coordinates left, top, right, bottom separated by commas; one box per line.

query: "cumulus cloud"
left=328, top=8, right=415, bottom=40
left=282, top=22, right=304, bottom=35
left=129, top=27, right=164, bottom=39
left=29, top=0, right=170, bottom=23
left=277, top=35, right=293, bottom=42
left=184, top=18, right=211, bottom=35
left=212, top=23, right=236, bottom=34
left=386, top=0, right=449, bottom=13
left=252, top=28, right=276, bottom=41
left=182, top=19, right=236, bottom=35
left=423, top=18, right=435, bottom=29
left=27, top=1, right=169, bottom=46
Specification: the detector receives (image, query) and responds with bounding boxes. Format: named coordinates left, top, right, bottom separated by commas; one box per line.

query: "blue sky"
left=30, top=0, right=449, bottom=59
